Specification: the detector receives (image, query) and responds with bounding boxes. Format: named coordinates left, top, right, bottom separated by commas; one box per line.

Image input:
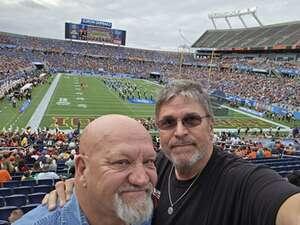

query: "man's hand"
left=42, top=178, right=75, bottom=211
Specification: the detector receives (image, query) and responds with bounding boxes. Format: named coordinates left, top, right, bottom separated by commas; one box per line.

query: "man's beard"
left=113, top=184, right=154, bottom=225
left=170, top=149, right=206, bottom=174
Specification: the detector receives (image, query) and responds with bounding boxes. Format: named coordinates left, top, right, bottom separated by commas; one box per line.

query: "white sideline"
left=220, top=105, right=290, bottom=131
left=26, top=73, right=62, bottom=131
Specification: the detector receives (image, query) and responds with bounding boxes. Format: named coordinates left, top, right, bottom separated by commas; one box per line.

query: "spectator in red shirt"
left=0, top=164, right=12, bottom=187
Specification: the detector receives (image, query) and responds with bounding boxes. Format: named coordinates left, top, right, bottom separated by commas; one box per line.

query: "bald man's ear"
left=75, top=155, right=87, bottom=187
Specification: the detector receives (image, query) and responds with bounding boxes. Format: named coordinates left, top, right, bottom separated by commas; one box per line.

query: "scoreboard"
left=65, top=19, right=126, bottom=46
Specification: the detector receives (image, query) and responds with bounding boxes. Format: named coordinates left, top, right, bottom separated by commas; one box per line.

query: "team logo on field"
left=56, top=98, right=70, bottom=106
left=53, top=117, right=95, bottom=128
left=77, top=104, right=87, bottom=108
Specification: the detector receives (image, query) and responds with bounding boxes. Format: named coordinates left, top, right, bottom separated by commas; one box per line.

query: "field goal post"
left=178, top=44, right=191, bottom=76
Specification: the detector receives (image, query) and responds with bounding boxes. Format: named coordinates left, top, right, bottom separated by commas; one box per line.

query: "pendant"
left=168, top=206, right=173, bottom=215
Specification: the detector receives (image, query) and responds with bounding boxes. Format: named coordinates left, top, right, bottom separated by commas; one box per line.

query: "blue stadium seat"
left=3, top=181, right=19, bottom=188
left=0, top=188, right=12, bottom=197
left=10, top=172, right=23, bottom=177
left=0, top=198, right=5, bottom=208
left=13, top=186, right=32, bottom=195
left=0, top=206, right=17, bottom=221
left=37, top=179, right=53, bottom=186
left=33, top=185, right=53, bottom=193
left=20, top=204, right=39, bottom=213
left=12, top=175, right=22, bottom=181
left=20, top=180, right=37, bottom=186
left=57, top=159, right=65, bottom=163
left=57, top=169, right=68, bottom=175
left=28, top=192, right=45, bottom=204
left=57, top=165, right=67, bottom=170
left=4, top=194, right=27, bottom=207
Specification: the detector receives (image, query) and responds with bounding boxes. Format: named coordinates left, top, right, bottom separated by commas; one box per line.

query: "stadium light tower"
left=208, top=7, right=263, bottom=29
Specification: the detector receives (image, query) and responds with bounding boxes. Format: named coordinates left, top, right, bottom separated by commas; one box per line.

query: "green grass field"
left=40, top=75, right=157, bottom=129
left=0, top=80, right=52, bottom=130
left=0, top=74, right=298, bottom=130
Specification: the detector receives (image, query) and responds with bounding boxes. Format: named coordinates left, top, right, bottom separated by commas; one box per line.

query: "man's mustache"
left=118, top=183, right=153, bottom=194
left=170, top=140, right=196, bottom=148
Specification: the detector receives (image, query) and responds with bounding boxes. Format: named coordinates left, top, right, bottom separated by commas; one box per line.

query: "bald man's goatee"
left=113, top=184, right=154, bottom=225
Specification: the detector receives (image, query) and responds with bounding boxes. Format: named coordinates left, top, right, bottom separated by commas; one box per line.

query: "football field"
left=0, top=74, right=295, bottom=131
left=40, top=75, right=157, bottom=129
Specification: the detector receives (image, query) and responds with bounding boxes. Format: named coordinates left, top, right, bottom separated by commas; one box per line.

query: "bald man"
left=13, top=115, right=157, bottom=225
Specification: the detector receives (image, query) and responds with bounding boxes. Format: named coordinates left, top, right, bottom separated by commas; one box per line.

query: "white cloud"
left=34, top=0, right=62, bottom=6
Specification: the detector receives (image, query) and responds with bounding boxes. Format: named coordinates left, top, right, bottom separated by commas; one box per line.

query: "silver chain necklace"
left=167, top=165, right=202, bottom=215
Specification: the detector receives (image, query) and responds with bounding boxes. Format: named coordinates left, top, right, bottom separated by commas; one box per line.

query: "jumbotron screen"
left=65, top=22, right=126, bottom=46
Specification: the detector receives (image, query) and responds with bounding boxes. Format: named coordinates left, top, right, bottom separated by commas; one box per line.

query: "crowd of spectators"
left=0, top=31, right=299, bottom=115
left=0, top=55, right=32, bottom=81
left=212, top=130, right=300, bottom=159
left=0, top=124, right=299, bottom=176
left=0, top=127, right=79, bottom=185
left=1, top=35, right=299, bottom=113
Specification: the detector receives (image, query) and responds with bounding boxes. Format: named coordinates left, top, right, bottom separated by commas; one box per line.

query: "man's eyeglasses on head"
left=157, top=114, right=210, bottom=130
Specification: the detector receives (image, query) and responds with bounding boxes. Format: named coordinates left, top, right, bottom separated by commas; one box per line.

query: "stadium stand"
left=192, top=21, right=300, bottom=48
left=0, top=12, right=300, bottom=223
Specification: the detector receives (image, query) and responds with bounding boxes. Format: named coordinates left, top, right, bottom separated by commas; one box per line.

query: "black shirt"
left=153, top=147, right=300, bottom=225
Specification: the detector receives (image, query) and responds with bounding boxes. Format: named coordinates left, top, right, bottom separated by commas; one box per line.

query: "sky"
left=0, top=0, right=299, bottom=51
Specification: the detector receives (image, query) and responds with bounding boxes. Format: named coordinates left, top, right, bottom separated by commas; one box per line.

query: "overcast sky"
left=0, top=0, right=299, bottom=51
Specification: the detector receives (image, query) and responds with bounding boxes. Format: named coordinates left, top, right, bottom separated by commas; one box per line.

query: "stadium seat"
left=20, top=204, right=39, bottom=213
left=20, top=180, right=37, bottom=186
left=0, top=206, right=17, bottom=221
left=57, top=165, right=67, bottom=170
left=25, top=164, right=33, bottom=168
left=13, top=186, right=32, bottom=195
left=10, top=172, right=23, bottom=177
left=3, top=181, right=19, bottom=188
left=33, top=185, right=53, bottom=193
left=28, top=192, right=46, bottom=204
left=37, top=179, right=53, bottom=186
left=0, top=188, right=12, bottom=197
left=57, top=159, right=66, bottom=165
left=0, top=198, right=5, bottom=208
left=12, top=175, right=22, bottom=181
left=4, top=194, right=27, bottom=207
left=57, top=169, right=69, bottom=174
